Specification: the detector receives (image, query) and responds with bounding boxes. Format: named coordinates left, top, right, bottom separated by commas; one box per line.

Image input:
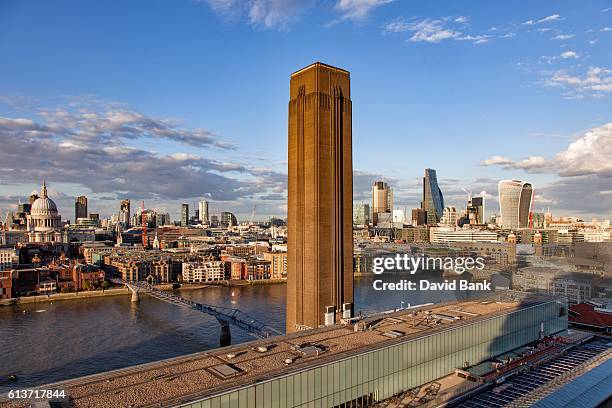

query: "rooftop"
left=0, top=292, right=556, bottom=408
left=290, top=62, right=350, bottom=77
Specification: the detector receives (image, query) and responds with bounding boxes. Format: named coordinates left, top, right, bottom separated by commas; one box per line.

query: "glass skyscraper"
left=498, top=180, right=534, bottom=229
left=422, top=168, right=444, bottom=225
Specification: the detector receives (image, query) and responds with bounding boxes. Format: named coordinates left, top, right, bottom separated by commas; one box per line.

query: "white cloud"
left=482, top=124, right=612, bottom=176
left=546, top=66, right=612, bottom=96
left=384, top=17, right=490, bottom=44
left=551, top=33, right=574, bottom=40
left=482, top=155, right=551, bottom=171
left=481, top=156, right=514, bottom=166
left=556, top=124, right=612, bottom=177
left=523, top=14, right=561, bottom=26
left=0, top=97, right=288, bottom=207
left=201, top=0, right=312, bottom=29
left=589, top=38, right=599, bottom=44
left=601, top=27, right=612, bottom=32
left=560, top=50, right=579, bottom=59
left=481, top=124, right=612, bottom=217
left=409, top=19, right=460, bottom=42
left=335, top=0, right=394, bottom=21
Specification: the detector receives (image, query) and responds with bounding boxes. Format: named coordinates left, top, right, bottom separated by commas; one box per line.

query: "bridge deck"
left=0, top=293, right=552, bottom=408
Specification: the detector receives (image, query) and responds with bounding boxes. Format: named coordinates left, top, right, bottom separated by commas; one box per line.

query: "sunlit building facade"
left=498, top=180, right=533, bottom=229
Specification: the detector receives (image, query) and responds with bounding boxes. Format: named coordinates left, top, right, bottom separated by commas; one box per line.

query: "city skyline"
left=0, top=1, right=611, bottom=221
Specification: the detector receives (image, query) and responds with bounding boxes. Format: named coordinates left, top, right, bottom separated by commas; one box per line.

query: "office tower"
left=392, top=209, right=405, bottom=224
left=210, top=215, right=219, bottom=227
left=287, top=62, right=353, bottom=333
left=412, top=208, right=427, bottom=226
left=181, top=203, right=189, bottom=227
left=119, top=199, right=130, bottom=227
left=498, top=180, right=533, bottom=229
left=353, top=203, right=370, bottom=226
left=75, top=195, right=88, bottom=222
left=89, top=213, right=100, bottom=227
left=421, top=168, right=444, bottom=225
left=440, top=206, right=458, bottom=226
left=220, top=211, right=237, bottom=228
left=467, top=196, right=485, bottom=224
left=198, top=200, right=209, bottom=224
left=371, top=181, right=393, bottom=225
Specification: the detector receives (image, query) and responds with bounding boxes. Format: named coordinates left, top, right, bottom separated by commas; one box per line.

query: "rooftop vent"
left=208, top=364, right=243, bottom=380
left=383, top=330, right=405, bottom=339
left=291, top=344, right=326, bottom=357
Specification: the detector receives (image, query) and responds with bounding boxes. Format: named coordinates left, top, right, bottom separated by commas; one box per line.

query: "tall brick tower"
left=286, top=62, right=354, bottom=333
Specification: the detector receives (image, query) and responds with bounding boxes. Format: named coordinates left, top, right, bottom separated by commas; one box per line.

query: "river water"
left=0, top=271, right=483, bottom=392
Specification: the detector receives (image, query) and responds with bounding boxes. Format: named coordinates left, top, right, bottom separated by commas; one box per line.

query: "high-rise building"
left=220, top=211, right=237, bottom=228
left=498, top=180, right=533, bottom=229
left=392, top=209, right=405, bottom=224
left=353, top=203, right=370, bottom=226
left=75, top=195, right=88, bottom=223
left=198, top=200, right=209, bottom=225
left=209, top=215, right=219, bottom=227
left=422, top=168, right=444, bottom=225
left=467, top=196, right=485, bottom=224
left=287, top=62, right=353, bottom=333
left=412, top=208, right=427, bottom=226
left=181, top=203, right=189, bottom=227
left=119, top=199, right=130, bottom=227
left=371, top=181, right=393, bottom=225
left=440, top=206, right=458, bottom=226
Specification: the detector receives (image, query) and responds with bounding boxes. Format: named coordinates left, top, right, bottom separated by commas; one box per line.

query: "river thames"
left=0, top=271, right=483, bottom=392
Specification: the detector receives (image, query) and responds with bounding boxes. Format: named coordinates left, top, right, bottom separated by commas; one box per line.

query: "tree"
left=82, top=280, right=92, bottom=291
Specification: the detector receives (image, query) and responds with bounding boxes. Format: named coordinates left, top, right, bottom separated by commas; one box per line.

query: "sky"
left=0, top=0, right=611, bottom=222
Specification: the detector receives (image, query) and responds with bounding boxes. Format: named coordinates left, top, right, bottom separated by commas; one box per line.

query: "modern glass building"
left=352, top=203, right=370, bottom=226
left=175, top=294, right=567, bottom=408
left=422, top=169, right=444, bottom=225
left=498, top=180, right=533, bottom=229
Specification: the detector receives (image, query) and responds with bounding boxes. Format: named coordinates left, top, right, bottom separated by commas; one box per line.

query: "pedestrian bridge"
left=111, top=278, right=281, bottom=346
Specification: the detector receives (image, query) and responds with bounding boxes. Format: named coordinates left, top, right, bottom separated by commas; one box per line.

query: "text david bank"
left=373, top=279, right=492, bottom=291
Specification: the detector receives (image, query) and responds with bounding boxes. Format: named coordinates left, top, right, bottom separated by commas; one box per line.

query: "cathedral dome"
left=27, top=180, right=62, bottom=234
left=31, top=196, right=58, bottom=214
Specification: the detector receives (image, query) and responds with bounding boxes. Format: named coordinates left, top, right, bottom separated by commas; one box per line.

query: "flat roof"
left=0, top=292, right=557, bottom=408
left=290, top=62, right=350, bottom=77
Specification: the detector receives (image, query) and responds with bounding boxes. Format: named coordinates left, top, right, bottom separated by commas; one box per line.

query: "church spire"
left=41, top=179, right=48, bottom=198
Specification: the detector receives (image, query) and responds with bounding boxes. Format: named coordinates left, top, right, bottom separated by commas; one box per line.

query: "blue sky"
left=0, top=0, right=611, bottom=221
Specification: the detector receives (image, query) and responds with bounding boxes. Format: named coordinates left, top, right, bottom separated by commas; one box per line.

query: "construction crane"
left=141, top=200, right=147, bottom=248
left=460, top=185, right=472, bottom=203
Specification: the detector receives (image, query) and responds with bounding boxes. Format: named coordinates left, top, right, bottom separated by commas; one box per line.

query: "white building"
left=182, top=260, right=226, bottom=283
left=440, top=206, right=458, bottom=227
left=26, top=180, right=65, bottom=243
left=392, top=209, right=405, bottom=224
left=198, top=200, right=209, bottom=224
left=0, top=247, right=18, bottom=271
left=430, top=227, right=499, bottom=243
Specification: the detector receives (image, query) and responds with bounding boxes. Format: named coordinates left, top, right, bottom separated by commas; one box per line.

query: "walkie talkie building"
left=498, top=180, right=533, bottom=229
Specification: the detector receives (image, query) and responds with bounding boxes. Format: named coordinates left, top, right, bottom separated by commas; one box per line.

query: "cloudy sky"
left=0, top=0, right=610, bottom=222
